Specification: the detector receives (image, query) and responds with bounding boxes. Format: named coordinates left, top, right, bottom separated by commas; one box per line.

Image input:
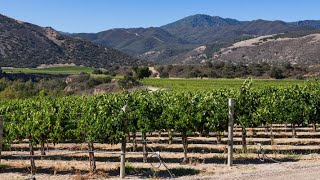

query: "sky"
left=1, top=0, right=320, bottom=33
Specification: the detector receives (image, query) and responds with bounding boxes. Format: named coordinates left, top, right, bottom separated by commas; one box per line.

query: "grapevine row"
left=1, top=80, right=320, bottom=171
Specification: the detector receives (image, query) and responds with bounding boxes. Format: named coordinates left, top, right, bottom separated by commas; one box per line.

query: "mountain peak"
left=162, top=14, right=242, bottom=30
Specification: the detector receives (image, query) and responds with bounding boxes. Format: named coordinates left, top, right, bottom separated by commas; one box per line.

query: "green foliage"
left=118, top=76, right=140, bottom=90
left=0, top=77, right=68, bottom=99
left=133, top=66, right=151, bottom=80
left=92, top=69, right=103, bottom=74
left=1, top=81, right=320, bottom=157
left=153, top=63, right=308, bottom=79
left=159, top=71, right=169, bottom=78
left=142, top=78, right=305, bottom=91
left=86, top=76, right=112, bottom=88
left=270, top=67, right=285, bottom=79
left=2, top=66, right=96, bottom=74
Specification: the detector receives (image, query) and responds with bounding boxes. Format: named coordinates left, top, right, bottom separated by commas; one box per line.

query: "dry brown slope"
left=213, top=33, right=320, bottom=65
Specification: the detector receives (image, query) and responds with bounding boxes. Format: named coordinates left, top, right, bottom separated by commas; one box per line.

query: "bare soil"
left=1, top=126, right=320, bottom=179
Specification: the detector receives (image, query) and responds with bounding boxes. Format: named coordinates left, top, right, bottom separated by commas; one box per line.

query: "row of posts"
left=119, top=99, right=235, bottom=178
left=0, top=99, right=234, bottom=178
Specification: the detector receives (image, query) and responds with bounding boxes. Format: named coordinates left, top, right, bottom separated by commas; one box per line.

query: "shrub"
left=159, top=71, right=169, bottom=78
left=92, top=69, right=103, bottom=74
left=270, top=67, right=285, bottom=79
left=133, top=66, right=151, bottom=80
left=118, top=76, right=140, bottom=90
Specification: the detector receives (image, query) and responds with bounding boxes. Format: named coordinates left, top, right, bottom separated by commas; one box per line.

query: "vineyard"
left=1, top=80, right=320, bottom=179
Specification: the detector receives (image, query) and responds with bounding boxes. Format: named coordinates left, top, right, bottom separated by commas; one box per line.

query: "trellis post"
left=120, top=105, right=128, bottom=179
left=0, top=116, right=3, bottom=163
left=227, top=99, right=235, bottom=166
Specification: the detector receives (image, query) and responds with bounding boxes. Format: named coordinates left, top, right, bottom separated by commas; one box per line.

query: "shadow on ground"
left=0, top=164, right=200, bottom=179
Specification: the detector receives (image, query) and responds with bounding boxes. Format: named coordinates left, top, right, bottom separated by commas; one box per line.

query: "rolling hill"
left=211, top=32, right=320, bottom=65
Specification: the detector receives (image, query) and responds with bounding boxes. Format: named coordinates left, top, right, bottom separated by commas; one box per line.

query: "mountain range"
left=2, top=14, right=320, bottom=67
left=71, top=14, right=320, bottom=65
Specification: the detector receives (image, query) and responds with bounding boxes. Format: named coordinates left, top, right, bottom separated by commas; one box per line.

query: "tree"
left=92, top=69, right=103, bottom=74
left=159, top=71, right=169, bottom=78
left=118, top=76, right=140, bottom=90
left=133, top=66, right=152, bottom=80
left=270, top=67, right=285, bottom=79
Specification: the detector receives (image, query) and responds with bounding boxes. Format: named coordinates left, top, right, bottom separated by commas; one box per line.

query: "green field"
left=1, top=67, right=309, bottom=91
left=142, top=78, right=308, bottom=91
left=2, top=66, right=96, bottom=74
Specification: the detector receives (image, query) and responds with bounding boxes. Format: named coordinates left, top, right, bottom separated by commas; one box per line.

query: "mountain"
left=291, top=20, right=320, bottom=29
left=72, top=14, right=320, bottom=65
left=161, top=14, right=245, bottom=43
left=72, top=27, right=196, bottom=64
left=161, top=15, right=316, bottom=44
left=73, top=27, right=191, bottom=54
left=3, top=13, right=320, bottom=66
left=162, top=14, right=243, bottom=30
left=0, top=14, right=141, bottom=68
left=211, top=32, right=320, bottom=65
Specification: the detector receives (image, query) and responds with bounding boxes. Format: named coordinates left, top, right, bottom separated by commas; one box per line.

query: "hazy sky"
left=1, top=0, right=320, bottom=33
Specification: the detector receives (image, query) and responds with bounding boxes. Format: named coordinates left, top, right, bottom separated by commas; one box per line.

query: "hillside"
left=3, top=13, right=320, bottom=66
left=0, top=14, right=141, bottom=68
left=73, top=14, right=320, bottom=65
left=161, top=15, right=318, bottom=44
left=211, top=33, right=320, bottom=65
left=72, top=27, right=196, bottom=64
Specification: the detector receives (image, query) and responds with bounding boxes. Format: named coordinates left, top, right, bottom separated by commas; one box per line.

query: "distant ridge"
left=73, top=14, right=320, bottom=64
left=2, top=13, right=320, bottom=66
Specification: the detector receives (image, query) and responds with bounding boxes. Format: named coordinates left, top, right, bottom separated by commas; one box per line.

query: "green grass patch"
left=2, top=66, right=96, bottom=74
left=142, top=78, right=307, bottom=91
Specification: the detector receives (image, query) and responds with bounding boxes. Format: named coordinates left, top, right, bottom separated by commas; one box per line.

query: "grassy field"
left=142, top=78, right=308, bottom=91
left=2, top=66, right=96, bottom=74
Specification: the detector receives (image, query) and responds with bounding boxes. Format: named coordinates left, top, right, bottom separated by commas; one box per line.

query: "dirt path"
left=2, top=160, right=320, bottom=179
left=180, top=160, right=320, bottom=180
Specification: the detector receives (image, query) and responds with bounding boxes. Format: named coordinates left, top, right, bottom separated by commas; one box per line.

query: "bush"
left=73, top=73, right=90, bottom=83
left=118, top=76, right=140, bottom=90
left=86, top=78, right=102, bottom=88
left=92, top=69, right=103, bottom=74
left=270, top=67, right=285, bottom=79
left=188, top=70, right=202, bottom=78
left=133, top=66, right=151, bottom=80
left=96, top=76, right=112, bottom=84
left=86, top=76, right=112, bottom=88
left=109, top=71, right=117, bottom=77
left=159, top=71, right=169, bottom=78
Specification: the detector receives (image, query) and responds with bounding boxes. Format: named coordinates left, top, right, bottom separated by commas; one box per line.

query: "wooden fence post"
left=0, top=116, right=3, bottom=163
left=227, top=99, right=235, bottom=166
left=142, top=132, right=148, bottom=163
left=120, top=105, right=128, bottom=179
